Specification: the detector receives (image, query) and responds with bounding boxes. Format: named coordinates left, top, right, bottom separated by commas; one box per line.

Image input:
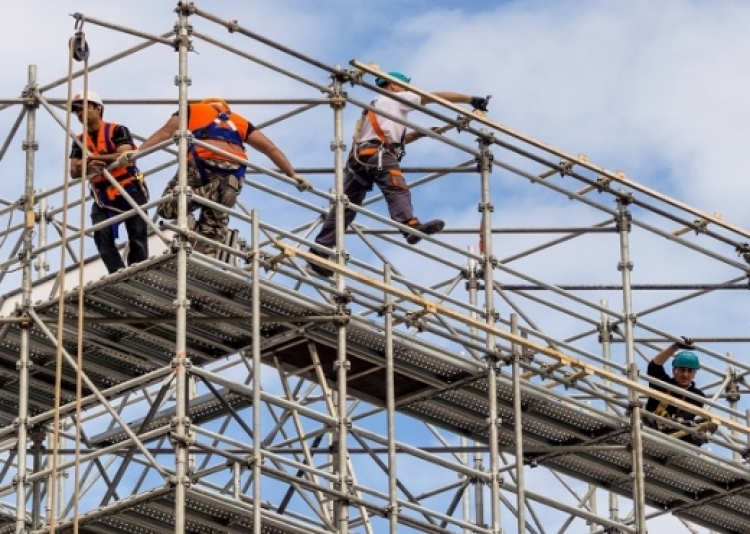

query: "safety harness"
left=351, top=102, right=407, bottom=171
left=83, top=123, right=146, bottom=211
left=189, top=108, right=248, bottom=186
left=647, top=386, right=701, bottom=431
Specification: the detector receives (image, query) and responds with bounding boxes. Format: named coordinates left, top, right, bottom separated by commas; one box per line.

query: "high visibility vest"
left=79, top=122, right=138, bottom=188
left=188, top=103, right=249, bottom=164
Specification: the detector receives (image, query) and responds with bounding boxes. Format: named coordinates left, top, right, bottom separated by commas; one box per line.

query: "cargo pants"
left=315, top=148, right=415, bottom=248
left=158, top=160, right=242, bottom=256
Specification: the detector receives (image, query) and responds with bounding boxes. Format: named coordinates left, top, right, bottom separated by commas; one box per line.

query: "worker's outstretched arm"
left=245, top=130, right=311, bottom=191
left=422, top=92, right=490, bottom=112
left=116, top=116, right=179, bottom=167
left=138, top=115, right=180, bottom=153
left=652, top=337, right=693, bottom=366
left=652, top=343, right=678, bottom=366
left=245, top=130, right=295, bottom=177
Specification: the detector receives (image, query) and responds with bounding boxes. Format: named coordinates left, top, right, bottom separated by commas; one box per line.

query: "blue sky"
left=4, top=1, right=750, bottom=532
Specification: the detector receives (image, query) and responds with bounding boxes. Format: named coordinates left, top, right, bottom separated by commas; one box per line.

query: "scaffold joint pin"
left=333, top=360, right=351, bottom=371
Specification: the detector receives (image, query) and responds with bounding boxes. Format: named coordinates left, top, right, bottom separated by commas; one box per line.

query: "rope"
left=50, top=24, right=90, bottom=534
left=49, top=39, right=75, bottom=534
left=72, top=33, right=91, bottom=534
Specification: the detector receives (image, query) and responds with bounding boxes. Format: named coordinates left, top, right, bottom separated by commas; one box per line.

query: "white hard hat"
left=72, top=90, right=103, bottom=107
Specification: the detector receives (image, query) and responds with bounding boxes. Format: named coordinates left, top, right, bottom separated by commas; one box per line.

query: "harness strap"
left=367, top=111, right=389, bottom=145
left=189, top=147, right=246, bottom=188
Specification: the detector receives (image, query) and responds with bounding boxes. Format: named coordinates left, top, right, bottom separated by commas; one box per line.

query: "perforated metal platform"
left=2, top=254, right=750, bottom=533
left=33, top=486, right=326, bottom=534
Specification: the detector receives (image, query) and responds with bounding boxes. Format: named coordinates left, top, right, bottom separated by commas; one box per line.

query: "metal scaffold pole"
left=30, top=429, right=44, bottom=529
left=616, top=196, right=647, bottom=533
left=330, top=70, right=351, bottom=534
left=251, top=209, right=262, bottom=534
left=3, top=6, right=750, bottom=533
left=511, top=313, right=526, bottom=534
left=15, top=64, right=38, bottom=534
left=465, top=250, right=484, bottom=530
left=599, top=300, right=620, bottom=526
left=34, top=192, right=49, bottom=279
left=173, top=3, right=193, bottom=532
left=383, top=263, right=398, bottom=533
left=478, top=134, right=502, bottom=532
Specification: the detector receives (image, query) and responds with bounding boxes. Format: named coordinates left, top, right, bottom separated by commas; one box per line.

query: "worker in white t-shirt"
left=309, top=71, right=489, bottom=277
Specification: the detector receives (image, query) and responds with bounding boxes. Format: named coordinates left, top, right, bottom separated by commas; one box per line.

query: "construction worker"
left=117, top=98, right=309, bottom=257
left=307, top=71, right=490, bottom=278
left=644, top=337, right=717, bottom=445
left=69, top=90, right=149, bottom=274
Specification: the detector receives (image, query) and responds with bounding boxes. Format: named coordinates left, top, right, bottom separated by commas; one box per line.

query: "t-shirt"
left=70, top=124, right=134, bottom=159
left=645, top=360, right=705, bottom=421
left=357, top=91, right=422, bottom=145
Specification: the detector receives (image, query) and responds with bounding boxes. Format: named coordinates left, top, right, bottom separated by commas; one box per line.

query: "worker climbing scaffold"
left=117, top=98, right=310, bottom=258
left=307, top=71, right=490, bottom=278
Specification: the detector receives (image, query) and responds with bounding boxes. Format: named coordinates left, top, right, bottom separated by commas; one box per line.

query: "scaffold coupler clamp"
left=558, top=159, right=575, bottom=177
left=624, top=399, right=643, bottom=417
left=735, top=243, right=750, bottom=266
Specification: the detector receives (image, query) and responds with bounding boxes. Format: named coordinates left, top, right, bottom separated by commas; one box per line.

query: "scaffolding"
left=0, top=2, right=749, bottom=533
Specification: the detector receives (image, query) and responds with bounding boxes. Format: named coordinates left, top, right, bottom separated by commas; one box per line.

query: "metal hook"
left=73, top=13, right=85, bottom=31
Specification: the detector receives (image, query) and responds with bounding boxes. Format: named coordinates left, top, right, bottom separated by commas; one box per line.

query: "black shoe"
left=307, top=249, right=333, bottom=278
left=405, top=219, right=445, bottom=245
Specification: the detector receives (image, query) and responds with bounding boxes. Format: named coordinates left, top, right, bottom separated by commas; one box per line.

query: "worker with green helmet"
left=644, top=337, right=717, bottom=445
left=307, top=70, right=490, bottom=278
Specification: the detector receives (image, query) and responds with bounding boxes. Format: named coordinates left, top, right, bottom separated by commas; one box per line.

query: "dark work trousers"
left=315, top=149, right=415, bottom=248
left=91, top=183, right=149, bottom=274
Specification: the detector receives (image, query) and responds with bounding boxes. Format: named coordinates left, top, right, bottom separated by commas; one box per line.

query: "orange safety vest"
left=188, top=103, right=250, bottom=164
left=79, top=122, right=141, bottom=201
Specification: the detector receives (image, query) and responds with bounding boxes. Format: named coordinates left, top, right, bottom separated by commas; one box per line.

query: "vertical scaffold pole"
left=599, top=300, right=619, bottom=525
left=465, top=249, right=484, bottom=529
left=383, top=263, right=398, bottom=532
left=726, top=352, right=740, bottom=462
left=16, top=64, right=38, bottom=534
left=251, top=209, right=262, bottom=533
left=478, top=134, right=502, bottom=532
left=511, top=313, right=526, bottom=534
left=173, top=3, right=194, bottom=532
left=30, top=429, right=44, bottom=529
left=615, top=195, right=647, bottom=532
left=35, top=192, right=49, bottom=279
left=330, top=70, right=351, bottom=534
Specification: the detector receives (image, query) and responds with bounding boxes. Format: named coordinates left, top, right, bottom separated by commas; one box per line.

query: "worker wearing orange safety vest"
left=120, top=98, right=308, bottom=257
left=69, top=91, right=149, bottom=274
left=307, top=71, right=490, bottom=278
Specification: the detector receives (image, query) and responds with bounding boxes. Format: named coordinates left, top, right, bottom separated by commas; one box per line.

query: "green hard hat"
left=376, top=71, right=411, bottom=87
left=673, top=351, right=700, bottom=370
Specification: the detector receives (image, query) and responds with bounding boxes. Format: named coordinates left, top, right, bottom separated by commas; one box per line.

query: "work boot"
left=405, top=219, right=445, bottom=245
left=307, top=248, right=333, bottom=278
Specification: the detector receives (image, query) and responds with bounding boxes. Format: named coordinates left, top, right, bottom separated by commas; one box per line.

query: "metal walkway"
left=1, top=255, right=749, bottom=533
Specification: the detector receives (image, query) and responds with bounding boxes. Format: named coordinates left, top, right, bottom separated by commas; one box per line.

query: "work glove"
left=469, top=95, right=491, bottom=112
left=292, top=174, right=312, bottom=192
left=675, top=336, right=693, bottom=349
left=116, top=150, right=138, bottom=167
